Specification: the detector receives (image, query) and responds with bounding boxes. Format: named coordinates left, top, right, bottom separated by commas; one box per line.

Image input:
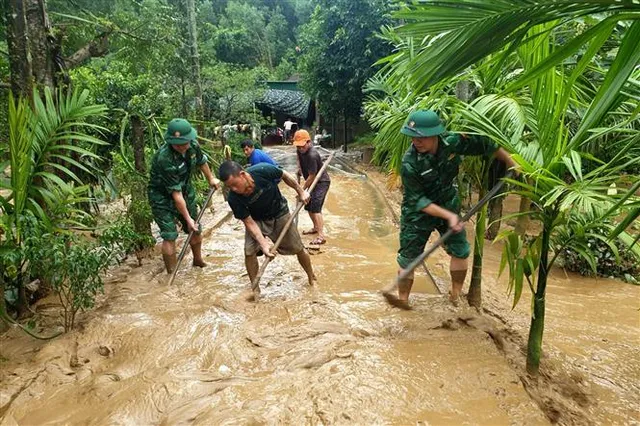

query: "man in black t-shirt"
left=219, top=161, right=317, bottom=288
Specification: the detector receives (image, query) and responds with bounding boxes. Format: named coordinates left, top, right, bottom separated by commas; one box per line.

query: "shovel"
left=248, top=152, right=335, bottom=300
left=382, top=171, right=514, bottom=309
left=168, top=186, right=217, bottom=286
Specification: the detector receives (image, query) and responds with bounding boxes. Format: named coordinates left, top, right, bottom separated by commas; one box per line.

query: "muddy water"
left=478, top=226, right=640, bottom=425
left=0, top=148, right=637, bottom=425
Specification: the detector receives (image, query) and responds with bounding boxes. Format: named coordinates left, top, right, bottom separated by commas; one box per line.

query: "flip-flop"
left=302, top=229, right=318, bottom=235
left=310, top=237, right=326, bottom=245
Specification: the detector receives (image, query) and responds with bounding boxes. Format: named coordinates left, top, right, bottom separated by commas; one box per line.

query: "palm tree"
left=367, top=1, right=640, bottom=374
left=0, top=88, right=107, bottom=317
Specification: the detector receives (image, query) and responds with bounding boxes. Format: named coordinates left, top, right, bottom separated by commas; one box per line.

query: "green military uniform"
left=148, top=140, right=208, bottom=241
left=397, top=129, right=498, bottom=269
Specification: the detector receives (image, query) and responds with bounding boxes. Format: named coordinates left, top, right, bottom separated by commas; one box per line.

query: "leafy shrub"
left=559, top=225, right=640, bottom=284
left=25, top=231, right=112, bottom=331
left=98, top=216, right=156, bottom=265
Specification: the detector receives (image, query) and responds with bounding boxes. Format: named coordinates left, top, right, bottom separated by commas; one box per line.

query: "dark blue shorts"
left=305, top=181, right=330, bottom=213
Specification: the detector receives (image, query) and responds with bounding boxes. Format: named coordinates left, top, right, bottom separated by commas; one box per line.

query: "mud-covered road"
left=1, top=147, right=638, bottom=425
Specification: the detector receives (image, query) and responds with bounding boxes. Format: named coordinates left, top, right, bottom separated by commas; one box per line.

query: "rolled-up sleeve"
left=402, top=163, right=432, bottom=212
left=454, top=133, right=498, bottom=156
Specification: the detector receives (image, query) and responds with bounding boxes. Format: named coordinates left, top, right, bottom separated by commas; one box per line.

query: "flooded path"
left=1, top=147, right=638, bottom=425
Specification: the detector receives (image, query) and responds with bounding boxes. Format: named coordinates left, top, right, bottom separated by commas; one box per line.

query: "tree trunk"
left=486, top=160, right=507, bottom=240
left=0, top=275, right=9, bottom=333
left=515, top=195, right=530, bottom=235
left=5, top=0, right=34, bottom=98
left=181, top=75, right=187, bottom=117
left=131, top=115, right=147, bottom=174
left=16, top=271, right=29, bottom=318
left=526, top=221, right=551, bottom=375
left=130, top=115, right=152, bottom=238
left=468, top=167, right=489, bottom=308
left=25, top=0, right=56, bottom=88
left=486, top=197, right=504, bottom=240
left=185, top=0, right=203, bottom=119
left=331, top=117, right=336, bottom=149
left=455, top=80, right=473, bottom=102
left=342, top=110, right=347, bottom=153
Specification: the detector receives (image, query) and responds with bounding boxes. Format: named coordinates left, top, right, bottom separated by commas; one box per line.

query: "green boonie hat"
left=400, top=110, right=446, bottom=137
left=165, top=118, right=197, bottom=145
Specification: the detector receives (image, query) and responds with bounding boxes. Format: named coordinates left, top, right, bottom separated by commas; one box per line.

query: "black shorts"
left=305, top=181, right=330, bottom=213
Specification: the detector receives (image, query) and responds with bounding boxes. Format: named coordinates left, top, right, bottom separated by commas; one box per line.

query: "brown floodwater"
left=0, top=148, right=638, bottom=425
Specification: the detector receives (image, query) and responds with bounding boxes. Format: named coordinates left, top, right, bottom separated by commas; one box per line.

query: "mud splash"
left=1, top=147, right=638, bottom=425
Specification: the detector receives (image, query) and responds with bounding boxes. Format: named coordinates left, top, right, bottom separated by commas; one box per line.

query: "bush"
left=559, top=225, right=640, bottom=284
left=26, top=231, right=112, bottom=331
left=98, top=216, right=156, bottom=265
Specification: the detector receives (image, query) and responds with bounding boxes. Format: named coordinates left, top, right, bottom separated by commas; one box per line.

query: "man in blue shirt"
left=241, top=140, right=278, bottom=167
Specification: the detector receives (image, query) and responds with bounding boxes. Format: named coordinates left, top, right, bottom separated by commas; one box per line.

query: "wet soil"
left=1, top=147, right=638, bottom=425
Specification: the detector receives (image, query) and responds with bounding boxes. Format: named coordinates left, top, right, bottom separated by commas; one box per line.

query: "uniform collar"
left=410, top=136, right=443, bottom=159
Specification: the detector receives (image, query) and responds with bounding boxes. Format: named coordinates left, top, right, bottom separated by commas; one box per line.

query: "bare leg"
left=397, top=269, right=415, bottom=303
left=449, top=256, right=468, bottom=306
left=296, top=249, right=317, bottom=286
left=309, top=212, right=325, bottom=240
left=190, top=233, right=206, bottom=267
left=162, top=240, right=177, bottom=274
left=245, top=254, right=259, bottom=285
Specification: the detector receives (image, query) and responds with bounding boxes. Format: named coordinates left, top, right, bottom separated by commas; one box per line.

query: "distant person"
left=241, top=139, right=278, bottom=167
left=148, top=118, right=219, bottom=274
left=293, top=129, right=331, bottom=245
left=393, top=110, right=518, bottom=307
left=218, top=161, right=317, bottom=291
left=283, top=117, right=295, bottom=143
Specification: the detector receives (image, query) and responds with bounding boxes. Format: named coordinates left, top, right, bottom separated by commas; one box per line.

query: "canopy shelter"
left=255, top=80, right=315, bottom=126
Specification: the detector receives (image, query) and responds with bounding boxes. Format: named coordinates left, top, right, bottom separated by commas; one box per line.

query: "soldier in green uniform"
left=148, top=118, right=220, bottom=274
left=396, top=110, right=518, bottom=306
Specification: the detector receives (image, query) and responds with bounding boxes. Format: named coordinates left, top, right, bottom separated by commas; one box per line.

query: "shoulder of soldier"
left=153, top=144, right=175, bottom=166
left=401, top=144, right=416, bottom=165
left=441, top=132, right=465, bottom=146
left=188, top=140, right=203, bottom=152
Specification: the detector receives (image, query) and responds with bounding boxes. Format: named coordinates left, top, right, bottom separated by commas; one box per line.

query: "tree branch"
left=64, top=31, right=111, bottom=69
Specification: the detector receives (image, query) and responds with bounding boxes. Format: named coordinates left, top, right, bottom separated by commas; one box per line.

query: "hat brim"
left=165, top=127, right=197, bottom=145
left=400, top=124, right=445, bottom=137
left=293, top=139, right=308, bottom=147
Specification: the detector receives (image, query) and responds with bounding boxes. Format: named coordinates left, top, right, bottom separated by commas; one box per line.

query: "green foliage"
left=0, top=88, right=108, bottom=318
left=1, top=88, right=107, bottom=229
left=350, top=131, right=376, bottom=147
left=202, top=62, right=268, bottom=123
left=368, top=0, right=640, bottom=375
left=26, top=230, right=111, bottom=331
left=558, top=220, right=640, bottom=283
left=202, top=0, right=293, bottom=69
left=223, top=130, right=259, bottom=165
left=298, top=0, right=392, bottom=123
left=98, top=216, right=155, bottom=263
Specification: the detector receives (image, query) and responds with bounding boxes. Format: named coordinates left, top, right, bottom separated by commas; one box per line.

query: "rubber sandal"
left=302, top=229, right=318, bottom=235
left=310, top=237, right=326, bottom=245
